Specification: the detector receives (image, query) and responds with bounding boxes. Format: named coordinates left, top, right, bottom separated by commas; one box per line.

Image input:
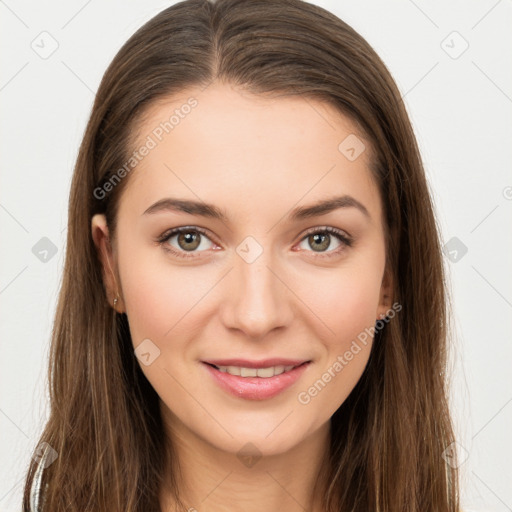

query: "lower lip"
left=202, top=362, right=311, bottom=400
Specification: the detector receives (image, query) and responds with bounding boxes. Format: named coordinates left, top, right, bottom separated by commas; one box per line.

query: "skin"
left=91, top=81, right=393, bottom=511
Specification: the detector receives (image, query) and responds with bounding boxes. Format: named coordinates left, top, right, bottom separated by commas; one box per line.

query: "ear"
left=376, top=263, right=394, bottom=321
left=91, top=214, right=124, bottom=313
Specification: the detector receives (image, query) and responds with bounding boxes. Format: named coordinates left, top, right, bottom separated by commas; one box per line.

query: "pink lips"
left=202, top=359, right=311, bottom=400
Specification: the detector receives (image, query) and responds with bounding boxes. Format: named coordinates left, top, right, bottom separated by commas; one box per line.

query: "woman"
left=23, top=0, right=460, bottom=510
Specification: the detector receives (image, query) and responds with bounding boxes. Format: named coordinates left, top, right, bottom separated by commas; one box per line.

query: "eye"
left=157, top=226, right=217, bottom=259
left=156, top=225, right=353, bottom=260
left=296, top=226, right=353, bottom=258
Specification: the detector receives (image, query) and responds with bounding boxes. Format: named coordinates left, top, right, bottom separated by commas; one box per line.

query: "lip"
left=202, top=360, right=311, bottom=400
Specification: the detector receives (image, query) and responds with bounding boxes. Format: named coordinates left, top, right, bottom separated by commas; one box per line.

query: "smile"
left=209, top=363, right=299, bottom=378
left=202, top=360, right=311, bottom=400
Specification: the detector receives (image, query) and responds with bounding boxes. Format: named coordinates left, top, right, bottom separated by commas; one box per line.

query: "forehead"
left=119, top=82, right=382, bottom=228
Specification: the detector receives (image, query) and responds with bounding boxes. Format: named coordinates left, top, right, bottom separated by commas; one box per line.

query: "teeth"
left=215, top=364, right=299, bottom=378
left=274, top=365, right=285, bottom=375
left=255, top=367, right=274, bottom=378
left=226, top=365, right=241, bottom=376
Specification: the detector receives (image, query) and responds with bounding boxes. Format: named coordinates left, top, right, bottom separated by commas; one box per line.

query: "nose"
left=219, top=243, right=294, bottom=340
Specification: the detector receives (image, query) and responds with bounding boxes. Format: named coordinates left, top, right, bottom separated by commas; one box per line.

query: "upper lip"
left=202, top=358, right=310, bottom=369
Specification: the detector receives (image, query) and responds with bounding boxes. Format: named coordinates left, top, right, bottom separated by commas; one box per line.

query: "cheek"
left=297, top=341, right=372, bottom=421
left=296, top=258, right=383, bottom=343
left=292, top=256, right=382, bottom=413
left=117, top=248, right=211, bottom=405
left=296, top=277, right=377, bottom=417
left=118, top=239, right=212, bottom=344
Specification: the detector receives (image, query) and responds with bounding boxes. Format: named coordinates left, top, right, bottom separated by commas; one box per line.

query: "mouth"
left=203, top=360, right=309, bottom=377
left=201, top=359, right=311, bottom=400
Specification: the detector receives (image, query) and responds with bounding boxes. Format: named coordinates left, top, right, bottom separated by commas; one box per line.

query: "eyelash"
left=156, top=226, right=353, bottom=259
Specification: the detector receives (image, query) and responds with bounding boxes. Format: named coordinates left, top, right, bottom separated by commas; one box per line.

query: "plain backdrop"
left=1, top=1, right=511, bottom=510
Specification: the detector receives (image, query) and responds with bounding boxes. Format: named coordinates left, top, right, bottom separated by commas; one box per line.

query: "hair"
left=22, top=0, right=459, bottom=510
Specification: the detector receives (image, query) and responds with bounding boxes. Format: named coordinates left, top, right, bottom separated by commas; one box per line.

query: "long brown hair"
left=22, top=0, right=459, bottom=510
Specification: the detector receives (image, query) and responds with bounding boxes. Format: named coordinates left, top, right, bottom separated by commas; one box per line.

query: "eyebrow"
left=142, top=195, right=370, bottom=222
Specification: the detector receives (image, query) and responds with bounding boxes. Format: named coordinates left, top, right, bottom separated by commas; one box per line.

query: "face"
left=92, top=82, right=392, bottom=458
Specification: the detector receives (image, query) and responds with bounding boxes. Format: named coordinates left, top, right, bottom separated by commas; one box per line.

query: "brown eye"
left=176, top=231, right=201, bottom=251
left=307, top=232, right=331, bottom=252
left=157, top=226, right=216, bottom=259
left=297, top=227, right=353, bottom=257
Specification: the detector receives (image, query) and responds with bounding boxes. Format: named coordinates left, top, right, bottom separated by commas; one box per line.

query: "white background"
left=1, top=1, right=511, bottom=510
